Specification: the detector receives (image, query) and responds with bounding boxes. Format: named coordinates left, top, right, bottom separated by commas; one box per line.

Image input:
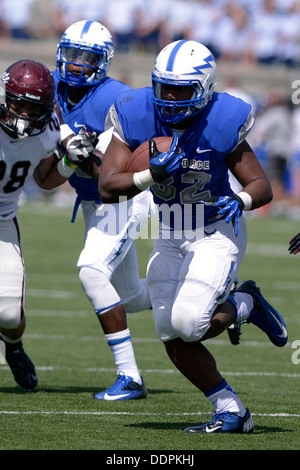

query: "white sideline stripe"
left=244, top=242, right=293, bottom=258
left=0, top=410, right=299, bottom=418
left=27, top=289, right=74, bottom=299
left=26, top=275, right=300, bottom=304
left=29, top=310, right=89, bottom=318
left=21, top=333, right=292, bottom=348
left=1, top=365, right=299, bottom=378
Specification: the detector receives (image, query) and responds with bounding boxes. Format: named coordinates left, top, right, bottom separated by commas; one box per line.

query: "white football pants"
left=147, top=216, right=247, bottom=342
left=0, top=218, right=25, bottom=329
left=78, top=190, right=153, bottom=314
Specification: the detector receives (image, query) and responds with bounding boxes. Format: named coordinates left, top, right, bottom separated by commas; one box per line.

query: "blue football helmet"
left=152, top=40, right=217, bottom=124
left=56, top=20, right=114, bottom=88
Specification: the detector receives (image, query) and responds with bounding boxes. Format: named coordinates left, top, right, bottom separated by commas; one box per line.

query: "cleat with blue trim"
left=184, top=408, right=254, bottom=434
left=94, top=372, right=147, bottom=400
left=236, top=280, right=288, bottom=347
left=1, top=336, right=38, bottom=390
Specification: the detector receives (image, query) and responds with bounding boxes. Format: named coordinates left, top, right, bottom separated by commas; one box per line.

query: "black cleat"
left=1, top=336, right=38, bottom=390
left=227, top=321, right=242, bottom=345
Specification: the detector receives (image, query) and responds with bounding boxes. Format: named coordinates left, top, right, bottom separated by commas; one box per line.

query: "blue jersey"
left=112, top=87, right=252, bottom=228
left=52, top=71, right=131, bottom=218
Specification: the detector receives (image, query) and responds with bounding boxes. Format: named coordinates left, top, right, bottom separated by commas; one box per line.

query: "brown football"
left=126, top=136, right=173, bottom=173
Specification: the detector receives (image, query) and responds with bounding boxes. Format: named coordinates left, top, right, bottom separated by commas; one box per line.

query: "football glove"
left=149, top=134, right=185, bottom=183
left=65, top=127, right=97, bottom=165
left=214, top=194, right=245, bottom=237
left=289, top=232, right=300, bottom=255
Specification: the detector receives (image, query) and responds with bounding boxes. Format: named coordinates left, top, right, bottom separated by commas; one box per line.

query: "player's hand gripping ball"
left=126, top=134, right=185, bottom=183
left=126, top=136, right=174, bottom=173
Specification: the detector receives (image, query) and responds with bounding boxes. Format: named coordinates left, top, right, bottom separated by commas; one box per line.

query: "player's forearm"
left=241, top=178, right=273, bottom=210
left=33, top=156, right=68, bottom=189
left=98, top=172, right=141, bottom=203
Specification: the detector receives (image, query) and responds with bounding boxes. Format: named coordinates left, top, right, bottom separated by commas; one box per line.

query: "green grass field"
left=0, top=199, right=300, bottom=451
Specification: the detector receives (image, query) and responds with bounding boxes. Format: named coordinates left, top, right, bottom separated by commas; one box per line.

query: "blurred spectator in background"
left=251, top=88, right=292, bottom=213
left=186, top=0, right=224, bottom=58
left=102, top=0, right=143, bottom=52
left=161, top=0, right=196, bottom=46
left=277, top=1, right=300, bottom=68
left=212, top=2, right=253, bottom=63
left=0, top=0, right=35, bottom=38
left=0, top=0, right=299, bottom=67
left=233, top=0, right=264, bottom=15
left=133, top=0, right=169, bottom=52
left=51, top=0, right=107, bottom=37
left=289, top=106, right=300, bottom=217
left=250, top=0, right=283, bottom=65
left=27, top=0, right=56, bottom=39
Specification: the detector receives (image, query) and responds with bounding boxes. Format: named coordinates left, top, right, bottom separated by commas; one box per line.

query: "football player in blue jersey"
left=98, top=40, right=288, bottom=432
left=53, top=20, right=153, bottom=400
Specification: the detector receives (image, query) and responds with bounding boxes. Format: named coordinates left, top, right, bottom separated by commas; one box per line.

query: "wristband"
left=63, top=154, right=77, bottom=168
left=60, top=123, right=74, bottom=143
left=133, top=169, right=155, bottom=191
left=57, top=155, right=76, bottom=178
left=237, top=191, right=252, bottom=211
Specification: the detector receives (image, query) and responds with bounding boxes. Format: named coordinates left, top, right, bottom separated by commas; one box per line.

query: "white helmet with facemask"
left=56, top=20, right=114, bottom=88
left=152, top=40, right=217, bottom=125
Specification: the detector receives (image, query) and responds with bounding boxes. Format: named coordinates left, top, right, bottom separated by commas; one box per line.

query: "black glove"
left=149, top=134, right=185, bottom=183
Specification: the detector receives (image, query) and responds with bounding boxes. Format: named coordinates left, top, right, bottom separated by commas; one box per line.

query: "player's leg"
left=148, top=220, right=253, bottom=433
left=111, top=241, right=151, bottom=313
left=77, top=197, right=150, bottom=399
left=79, top=265, right=146, bottom=399
left=111, top=190, right=152, bottom=312
left=170, top=217, right=247, bottom=343
left=0, top=219, right=37, bottom=390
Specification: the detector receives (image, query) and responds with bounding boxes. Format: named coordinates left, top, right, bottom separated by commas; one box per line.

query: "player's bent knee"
left=79, top=266, right=110, bottom=293
left=171, top=303, right=209, bottom=342
left=0, top=298, right=23, bottom=330
left=79, top=266, right=121, bottom=313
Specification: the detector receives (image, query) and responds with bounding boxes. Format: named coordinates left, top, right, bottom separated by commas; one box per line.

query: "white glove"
left=66, top=127, right=97, bottom=164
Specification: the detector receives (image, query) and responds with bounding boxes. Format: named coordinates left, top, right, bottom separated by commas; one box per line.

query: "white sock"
left=105, top=328, right=141, bottom=384
left=227, top=292, right=254, bottom=323
left=206, top=379, right=246, bottom=417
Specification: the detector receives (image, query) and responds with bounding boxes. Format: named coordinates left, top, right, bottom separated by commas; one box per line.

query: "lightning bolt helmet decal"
left=152, top=40, right=217, bottom=124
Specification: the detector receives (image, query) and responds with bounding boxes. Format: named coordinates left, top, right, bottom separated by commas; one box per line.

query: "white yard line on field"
left=0, top=410, right=299, bottom=418
left=1, top=364, right=299, bottom=378
left=21, top=332, right=294, bottom=349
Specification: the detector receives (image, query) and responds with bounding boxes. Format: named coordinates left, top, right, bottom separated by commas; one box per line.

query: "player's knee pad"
left=0, top=297, right=23, bottom=330
left=171, top=301, right=210, bottom=342
left=79, top=266, right=121, bottom=314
